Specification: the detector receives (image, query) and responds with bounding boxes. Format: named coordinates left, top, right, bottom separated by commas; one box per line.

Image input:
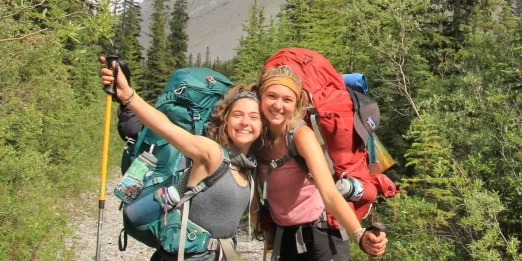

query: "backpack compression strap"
left=302, top=93, right=336, bottom=175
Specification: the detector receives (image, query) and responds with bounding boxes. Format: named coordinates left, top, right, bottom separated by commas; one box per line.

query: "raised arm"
left=293, top=126, right=387, bottom=256
left=100, top=56, right=221, bottom=166
left=294, top=126, right=361, bottom=230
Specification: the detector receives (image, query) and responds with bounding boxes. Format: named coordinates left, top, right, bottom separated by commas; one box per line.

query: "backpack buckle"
left=193, top=113, right=201, bottom=121
left=207, top=238, right=219, bottom=251
left=270, top=159, right=284, bottom=169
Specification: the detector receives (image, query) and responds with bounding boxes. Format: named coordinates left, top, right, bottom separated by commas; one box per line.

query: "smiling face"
left=226, top=98, right=262, bottom=153
left=260, top=84, right=298, bottom=127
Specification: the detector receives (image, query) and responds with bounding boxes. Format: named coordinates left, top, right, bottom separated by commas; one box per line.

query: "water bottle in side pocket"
left=114, top=151, right=158, bottom=203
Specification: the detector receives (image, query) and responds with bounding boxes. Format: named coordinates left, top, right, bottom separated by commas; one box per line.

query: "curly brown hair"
left=207, top=83, right=267, bottom=152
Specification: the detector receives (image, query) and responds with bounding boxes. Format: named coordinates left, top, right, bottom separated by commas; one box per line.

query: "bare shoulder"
left=294, top=125, right=316, bottom=144
left=293, top=125, right=322, bottom=157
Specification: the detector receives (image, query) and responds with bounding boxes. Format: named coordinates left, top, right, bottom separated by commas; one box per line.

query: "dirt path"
left=66, top=172, right=268, bottom=261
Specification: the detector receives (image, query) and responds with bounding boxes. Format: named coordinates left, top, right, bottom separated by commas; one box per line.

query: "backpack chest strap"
left=260, top=153, right=293, bottom=208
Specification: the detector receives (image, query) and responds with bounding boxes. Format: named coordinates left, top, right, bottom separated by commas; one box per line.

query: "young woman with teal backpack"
left=99, top=56, right=263, bottom=261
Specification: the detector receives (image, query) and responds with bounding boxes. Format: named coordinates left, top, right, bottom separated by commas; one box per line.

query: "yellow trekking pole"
left=95, top=55, right=121, bottom=261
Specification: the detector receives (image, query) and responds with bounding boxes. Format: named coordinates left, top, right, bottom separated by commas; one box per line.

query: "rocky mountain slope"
left=139, top=0, right=285, bottom=60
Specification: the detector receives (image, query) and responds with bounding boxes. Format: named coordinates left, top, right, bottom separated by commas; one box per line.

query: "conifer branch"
left=0, top=28, right=48, bottom=42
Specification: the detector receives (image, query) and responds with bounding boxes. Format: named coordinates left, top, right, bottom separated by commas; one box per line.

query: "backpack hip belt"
left=269, top=211, right=329, bottom=261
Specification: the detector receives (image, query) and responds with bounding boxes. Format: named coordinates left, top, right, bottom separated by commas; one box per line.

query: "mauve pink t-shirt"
left=258, top=143, right=325, bottom=226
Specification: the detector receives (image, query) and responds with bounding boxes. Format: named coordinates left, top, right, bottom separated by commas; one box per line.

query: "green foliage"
left=167, top=0, right=189, bottom=70
left=112, top=0, right=145, bottom=92
left=232, top=0, right=522, bottom=259
left=142, top=0, right=170, bottom=101
left=233, top=1, right=272, bottom=83
left=2, top=0, right=522, bottom=259
left=0, top=0, right=123, bottom=260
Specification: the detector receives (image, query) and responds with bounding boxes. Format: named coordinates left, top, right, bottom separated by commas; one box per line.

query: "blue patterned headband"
left=228, top=91, right=260, bottom=105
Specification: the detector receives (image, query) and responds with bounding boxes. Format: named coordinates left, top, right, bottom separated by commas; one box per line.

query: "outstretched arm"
left=99, top=56, right=220, bottom=166
left=294, top=126, right=387, bottom=256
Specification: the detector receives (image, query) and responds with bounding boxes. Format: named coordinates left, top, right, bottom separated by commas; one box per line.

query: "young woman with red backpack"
left=254, top=65, right=388, bottom=261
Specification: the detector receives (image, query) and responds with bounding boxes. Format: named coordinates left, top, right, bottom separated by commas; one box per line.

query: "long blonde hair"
left=257, top=65, right=309, bottom=131
left=207, top=83, right=267, bottom=152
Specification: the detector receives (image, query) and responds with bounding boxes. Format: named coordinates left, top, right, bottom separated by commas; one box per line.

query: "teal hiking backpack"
left=117, top=68, right=235, bottom=256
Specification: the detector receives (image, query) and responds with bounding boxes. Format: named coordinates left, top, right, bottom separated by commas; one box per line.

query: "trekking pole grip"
left=103, top=55, right=120, bottom=97
left=367, top=223, right=386, bottom=261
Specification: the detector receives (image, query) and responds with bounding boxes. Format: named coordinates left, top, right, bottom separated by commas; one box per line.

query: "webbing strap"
left=295, top=226, right=307, bottom=254
left=247, top=173, right=255, bottom=241
left=309, top=112, right=335, bottom=175
left=177, top=201, right=190, bottom=261
left=132, top=126, right=149, bottom=157
left=269, top=211, right=330, bottom=258
left=338, top=224, right=350, bottom=241
left=270, top=226, right=284, bottom=261
left=175, top=154, right=231, bottom=208
left=143, top=176, right=163, bottom=188
left=219, top=238, right=236, bottom=261
left=262, top=154, right=292, bottom=205
left=310, top=113, right=325, bottom=146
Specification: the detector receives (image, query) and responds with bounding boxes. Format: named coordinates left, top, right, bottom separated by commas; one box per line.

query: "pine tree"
left=204, top=46, right=211, bottom=67
left=196, top=52, right=202, bottom=66
left=233, top=0, right=268, bottom=82
left=403, top=114, right=451, bottom=198
left=212, top=55, right=221, bottom=71
left=112, top=0, right=144, bottom=90
left=305, top=0, right=348, bottom=69
left=187, top=53, right=193, bottom=67
left=277, top=0, right=312, bottom=47
left=167, top=0, right=189, bottom=70
left=142, top=0, right=170, bottom=101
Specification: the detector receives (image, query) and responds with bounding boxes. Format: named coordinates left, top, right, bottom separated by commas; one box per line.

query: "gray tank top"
left=188, top=169, right=250, bottom=238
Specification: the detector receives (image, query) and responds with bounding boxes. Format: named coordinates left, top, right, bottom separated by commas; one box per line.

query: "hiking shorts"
left=278, top=225, right=351, bottom=261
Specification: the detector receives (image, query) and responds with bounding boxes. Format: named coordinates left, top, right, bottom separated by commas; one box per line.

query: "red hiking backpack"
left=262, top=48, right=398, bottom=229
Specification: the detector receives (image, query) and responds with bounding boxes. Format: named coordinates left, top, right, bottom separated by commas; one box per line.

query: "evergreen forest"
left=1, top=0, right=521, bottom=260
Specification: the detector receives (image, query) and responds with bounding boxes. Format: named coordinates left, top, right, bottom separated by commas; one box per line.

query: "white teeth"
left=269, top=110, right=283, bottom=116
left=237, top=130, right=251, bottom=134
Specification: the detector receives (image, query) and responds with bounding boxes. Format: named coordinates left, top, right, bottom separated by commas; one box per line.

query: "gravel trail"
left=66, top=173, right=268, bottom=261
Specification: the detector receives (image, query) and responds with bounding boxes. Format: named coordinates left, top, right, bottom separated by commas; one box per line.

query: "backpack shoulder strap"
left=286, top=116, right=336, bottom=176
left=175, top=147, right=231, bottom=207
left=285, top=120, right=307, bottom=156
left=176, top=147, right=231, bottom=260
left=131, top=126, right=149, bottom=158
left=284, top=120, right=309, bottom=172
